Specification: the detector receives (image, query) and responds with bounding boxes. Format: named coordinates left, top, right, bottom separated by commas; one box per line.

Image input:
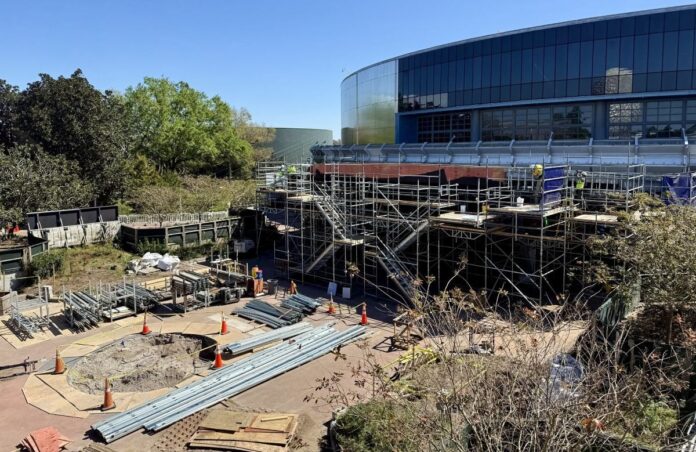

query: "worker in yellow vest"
left=575, top=170, right=588, bottom=209
left=532, top=164, right=543, bottom=204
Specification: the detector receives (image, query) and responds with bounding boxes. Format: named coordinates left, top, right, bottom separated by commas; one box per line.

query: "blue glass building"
left=341, top=5, right=696, bottom=146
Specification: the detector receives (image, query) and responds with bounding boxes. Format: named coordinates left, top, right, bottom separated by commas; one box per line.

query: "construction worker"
left=251, top=264, right=259, bottom=279
left=287, top=165, right=297, bottom=174
left=575, top=170, right=588, bottom=209
left=532, top=164, right=544, bottom=204
left=289, top=280, right=298, bottom=295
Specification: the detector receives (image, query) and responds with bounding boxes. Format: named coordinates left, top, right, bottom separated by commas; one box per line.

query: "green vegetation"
left=334, top=400, right=421, bottom=452
left=128, top=176, right=255, bottom=221
left=30, top=250, right=65, bottom=279
left=0, top=70, right=273, bottom=225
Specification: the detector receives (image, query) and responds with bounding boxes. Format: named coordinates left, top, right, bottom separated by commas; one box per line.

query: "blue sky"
left=2, top=0, right=692, bottom=138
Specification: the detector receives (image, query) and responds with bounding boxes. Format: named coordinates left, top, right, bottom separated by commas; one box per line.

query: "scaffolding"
left=256, top=160, right=645, bottom=307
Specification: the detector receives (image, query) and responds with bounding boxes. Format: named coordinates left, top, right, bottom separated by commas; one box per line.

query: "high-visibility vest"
left=575, top=179, right=585, bottom=190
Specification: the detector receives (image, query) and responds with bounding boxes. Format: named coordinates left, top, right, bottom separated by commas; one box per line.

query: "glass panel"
left=678, top=30, right=694, bottom=71
left=662, top=31, right=679, bottom=72
left=647, top=33, right=663, bottom=72
left=593, top=39, right=606, bottom=77
left=544, top=46, right=555, bottom=81
left=580, top=41, right=593, bottom=78
left=567, top=42, right=581, bottom=78
left=634, top=35, right=649, bottom=73
left=619, top=36, right=633, bottom=73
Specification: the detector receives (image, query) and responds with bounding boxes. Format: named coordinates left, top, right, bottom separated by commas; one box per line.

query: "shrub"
left=334, top=400, right=420, bottom=452
left=30, top=250, right=65, bottom=278
left=135, top=239, right=169, bottom=256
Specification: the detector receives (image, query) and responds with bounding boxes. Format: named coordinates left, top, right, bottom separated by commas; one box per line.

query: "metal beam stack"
left=280, top=294, right=322, bottom=314
left=92, top=323, right=367, bottom=443
left=110, top=282, right=159, bottom=312
left=234, top=299, right=303, bottom=328
left=63, top=291, right=102, bottom=331
left=223, top=322, right=315, bottom=355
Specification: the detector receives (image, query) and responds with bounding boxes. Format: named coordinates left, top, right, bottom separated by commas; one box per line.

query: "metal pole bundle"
left=92, top=323, right=366, bottom=442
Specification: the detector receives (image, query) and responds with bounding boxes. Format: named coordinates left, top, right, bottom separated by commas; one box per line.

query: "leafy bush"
left=334, top=400, right=421, bottom=452
left=135, top=239, right=169, bottom=256
left=30, top=250, right=65, bottom=278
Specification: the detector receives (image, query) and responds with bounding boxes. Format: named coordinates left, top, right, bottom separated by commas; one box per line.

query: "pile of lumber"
left=20, top=427, right=70, bottom=452
left=188, top=410, right=298, bottom=451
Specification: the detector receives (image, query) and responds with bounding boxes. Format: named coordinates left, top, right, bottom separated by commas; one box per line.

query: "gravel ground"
left=67, top=333, right=207, bottom=394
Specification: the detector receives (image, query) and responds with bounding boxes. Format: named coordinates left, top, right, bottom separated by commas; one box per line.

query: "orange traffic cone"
left=53, top=348, right=66, bottom=375
left=212, top=345, right=224, bottom=369
left=141, top=310, right=152, bottom=335
left=327, top=296, right=336, bottom=315
left=100, top=378, right=116, bottom=411
left=220, top=312, right=229, bottom=335
left=360, top=303, right=368, bottom=326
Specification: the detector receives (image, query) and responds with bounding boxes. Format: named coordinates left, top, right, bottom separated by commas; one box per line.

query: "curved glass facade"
left=398, top=9, right=696, bottom=111
left=341, top=61, right=397, bottom=144
left=342, top=6, right=696, bottom=145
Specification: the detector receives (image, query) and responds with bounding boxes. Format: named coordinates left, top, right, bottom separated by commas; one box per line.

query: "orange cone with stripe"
left=141, top=310, right=151, bottom=335
left=100, top=378, right=116, bottom=411
left=212, top=345, right=224, bottom=369
left=53, top=348, right=66, bottom=375
left=220, top=312, right=229, bottom=335
left=327, top=296, right=336, bottom=315
left=360, top=302, right=368, bottom=326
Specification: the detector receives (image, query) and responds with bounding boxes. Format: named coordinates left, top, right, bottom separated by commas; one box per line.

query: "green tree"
left=231, top=107, right=275, bottom=164
left=124, top=77, right=253, bottom=176
left=611, top=205, right=696, bottom=343
left=15, top=70, right=129, bottom=203
left=0, top=145, right=93, bottom=223
left=0, top=80, right=20, bottom=147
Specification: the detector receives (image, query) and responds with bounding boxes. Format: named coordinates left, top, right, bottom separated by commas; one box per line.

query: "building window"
left=481, top=104, right=592, bottom=141
left=608, top=102, right=643, bottom=139
left=609, top=99, right=693, bottom=139
left=645, top=100, right=682, bottom=138
left=416, top=112, right=471, bottom=142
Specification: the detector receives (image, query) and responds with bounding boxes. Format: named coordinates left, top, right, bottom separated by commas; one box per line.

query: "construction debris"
left=20, top=427, right=70, bottom=452
left=91, top=323, right=367, bottom=442
left=188, top=410, right=299, bottom=451
left=234, top=300, right=302, bottom=328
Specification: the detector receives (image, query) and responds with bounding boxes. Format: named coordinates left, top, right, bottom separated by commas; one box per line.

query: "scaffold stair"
left=393, top=220, right=429, bottom=253
left=305, top=243, right=335, bottom=273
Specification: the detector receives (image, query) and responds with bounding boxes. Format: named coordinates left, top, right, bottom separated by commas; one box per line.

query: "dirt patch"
left=67, top=334, right=209, bottom=394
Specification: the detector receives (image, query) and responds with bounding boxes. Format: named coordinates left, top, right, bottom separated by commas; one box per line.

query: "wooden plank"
left=189, top=439, right=286, bottom=452
left=22, top=374, right=89, bottom=418
left=231, top=431, right=289, bottom=446
left=198, top=410, right=254, bottom=433
left=249, top=414, right=296, bottom=433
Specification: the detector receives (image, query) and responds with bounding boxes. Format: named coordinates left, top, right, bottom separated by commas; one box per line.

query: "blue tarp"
left=541, top=166, right=566, bottom=207
left=662, top=173, right=696, bottom=206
